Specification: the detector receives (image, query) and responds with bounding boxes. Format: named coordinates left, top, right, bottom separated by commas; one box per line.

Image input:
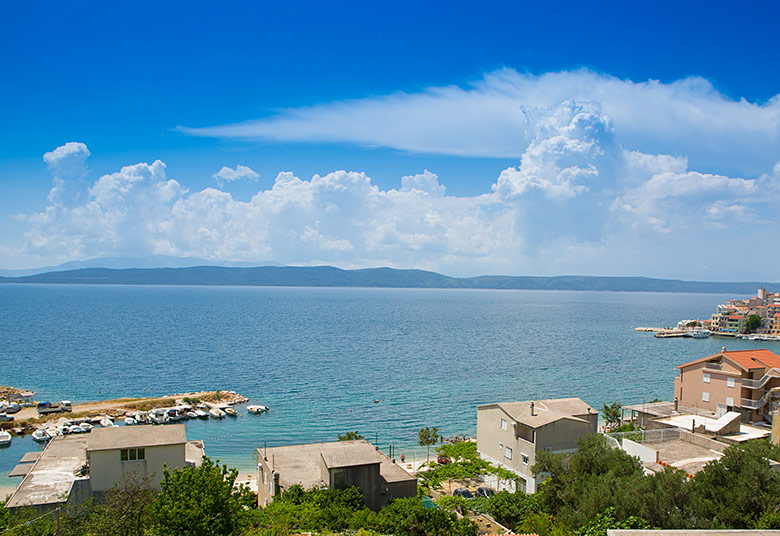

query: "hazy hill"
left=0, top=265, right=777, bottom=294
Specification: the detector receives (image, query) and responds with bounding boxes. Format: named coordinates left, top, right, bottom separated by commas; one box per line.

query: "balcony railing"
left=705, top=363, right=723, bottom=370
left=741, top=391, right=773, bottom=410
left=742, top=368, right=780, bottom=390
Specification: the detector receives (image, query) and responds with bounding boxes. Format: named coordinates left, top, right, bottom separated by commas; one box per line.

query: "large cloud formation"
left=183, top=69, right=780, bottom=178
left=19, top=89, right=780, bottom=279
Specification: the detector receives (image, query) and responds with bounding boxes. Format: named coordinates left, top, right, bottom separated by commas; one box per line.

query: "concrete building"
left=476, top=397, right=598, bottom=493
left=256, top=439, right=416, bottom=511
left=674, top=348, right=780, bottom=423
left=5, top=424, right=204, bottom=511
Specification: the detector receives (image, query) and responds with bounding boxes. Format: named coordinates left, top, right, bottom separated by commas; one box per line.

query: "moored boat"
left=224, top=407, right=237, bottom=417
left=209, top=408, right=226, bottom=419
left=0, top=430, right=11, bottom=447
left=124, top=417, right=137, bottom=426
left=32, top=428, right=51, bottom=442
left=99, top=415, right=115, bottom=427
left=247, top=405, right=269, bottom=414
left=195, top=409, right=209, bottom=419
left=79, top=422, right=93, bottom=432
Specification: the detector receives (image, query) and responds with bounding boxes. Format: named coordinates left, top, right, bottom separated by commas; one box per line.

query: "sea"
left=0, top=283, right=773, bottom=491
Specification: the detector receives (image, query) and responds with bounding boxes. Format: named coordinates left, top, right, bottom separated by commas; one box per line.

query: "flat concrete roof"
left=88, top=424, right=186, bottom=451
left=657, top=415, right=770, bottom=442
left=259, top=440, right=414, bottom=490
left=649, top=439, right=722, bottom=474
left=19, top=451, right=41, bottom=464
left=320, top=441, right=381, bottom=468
left=623, top=401, right=716, bottom=419
left=186, top=440, right=205, bottom=467
left=480, top=397, right=594, bottom=428
left=5, top=435, right=88, bottom=508
left=9, top=464, right=32, bottom=478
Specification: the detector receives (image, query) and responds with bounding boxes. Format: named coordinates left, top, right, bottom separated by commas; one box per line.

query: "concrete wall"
left=256, top=456, right=275, bottom=508
left=88, top=443, right=184, bottom=492
left=378, top=477, right=417, bottom=510
left=622, top=438, right=658, bottom=464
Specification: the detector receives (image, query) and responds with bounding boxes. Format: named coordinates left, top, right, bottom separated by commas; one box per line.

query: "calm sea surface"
left=0, top=284, right=773, bottom=488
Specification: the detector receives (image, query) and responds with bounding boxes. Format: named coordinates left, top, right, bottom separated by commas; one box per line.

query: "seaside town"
left=4, top=321, right=780, bottom=534
left=639, top=287, right=780, bottom=340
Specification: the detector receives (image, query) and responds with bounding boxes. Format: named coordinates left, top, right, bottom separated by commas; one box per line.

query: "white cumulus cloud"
left=212, top=165, right=260, bottom=187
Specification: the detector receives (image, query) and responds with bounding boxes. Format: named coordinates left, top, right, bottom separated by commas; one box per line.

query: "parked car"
left=436, top=455, right=451, bottom=465
left=0, top=414, right=14, bottom=422
left=475, top=486, right=496, bottom=498
left=453, top=488, right=473, bottom=499
left=4, top=403, right=21, bottom=414
left=37, top=401, right=52, bottom=409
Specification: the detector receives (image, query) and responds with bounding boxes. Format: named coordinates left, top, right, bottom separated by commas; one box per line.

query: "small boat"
left=186, top=411, right=198, bottom=419
left=209, top=408, right=225, bottom=419
left=224, top=407, right=237, bottom=417
left=68, top=425, right=85, bottom=434
left=32, top=428, right=51, bottom=442
left=124, top=417, right=137, bottom=426
left=195, top=409, right=209, bottom=419
left=0, top=430, right=11, bottom=447
left=247, top=405, right=269, bottom=414
left=691, top=330, right=710, bottom=339
left=79, top=422, right=93, bottom=432
left=98, top=415, right=115, bottom=427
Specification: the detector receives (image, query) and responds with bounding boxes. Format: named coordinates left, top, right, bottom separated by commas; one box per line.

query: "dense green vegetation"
left=4, top=436, right=780, bottom=535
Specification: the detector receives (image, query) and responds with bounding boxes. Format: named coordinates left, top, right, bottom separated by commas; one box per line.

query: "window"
left=501, top=419, right=507, bottom=430
left=499, top=443, right=503, bottom=450
left=522, top=454, right=529, bottom=465
left=332, top=470, right=346, bottom=489
left=726, top=397, right=734, bottom=406
left=120, top=448, right=145, bottom=462
left=505, top=447, right=513, bottom=460
left=702, top=392, right=710, bottom=402
left=727, top=377, right=735, bottom=388
left=703, top=373, right=710, bottom=383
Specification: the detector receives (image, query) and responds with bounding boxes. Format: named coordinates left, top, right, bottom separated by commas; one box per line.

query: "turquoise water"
left=0, top=284, right=772, bottom=488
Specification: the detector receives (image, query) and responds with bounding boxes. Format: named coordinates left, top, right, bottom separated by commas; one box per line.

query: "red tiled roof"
left=723, top=349, right=780, bottom=371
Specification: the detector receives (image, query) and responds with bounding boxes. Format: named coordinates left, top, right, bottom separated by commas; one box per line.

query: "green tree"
left=338, top=430, right=365, bottom=441
left=418, top=426, right=440, bottom=463
left=746, top=314, right=763, bottom=332
left=374, top=497, right=476, bottom=536
left=515, top=512, right=573, bottom=536
left=80, top=472, right=157, bottom=536
left=601, top=402, right=622, bottom=427
left=481, top=491, right=541, bottom=529
left=150, top=457, right=255, bottom=536
left=578, top=507, right=650, bottom=536
left=691, top=442, right=780, bottom=528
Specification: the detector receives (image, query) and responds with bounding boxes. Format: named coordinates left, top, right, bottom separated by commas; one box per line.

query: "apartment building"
left=674, top=348, right=780, bottom=422
left=476, top=397, right=598, bottom=493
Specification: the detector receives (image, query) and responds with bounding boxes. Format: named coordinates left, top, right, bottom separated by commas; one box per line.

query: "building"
left=674, top=348, right=780, bottom=423
left=476, top=397, right=598, bottom=493
left=256, top=439, right=416, bottom=511
left=5, top=424, right=204, bottom=511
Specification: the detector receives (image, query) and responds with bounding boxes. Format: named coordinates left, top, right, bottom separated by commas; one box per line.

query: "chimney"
left=674, top=397, right=679, bottom=412
left=530, top=401, right=535, bottom=416
left=722, top=346, right=726, bottom=353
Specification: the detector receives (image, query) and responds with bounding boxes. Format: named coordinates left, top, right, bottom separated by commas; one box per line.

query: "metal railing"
left=742, top=368, right=780, bottom=390
left=604, top=428, right=681, bottom=445
left=741, top=391, right=773, bottom=410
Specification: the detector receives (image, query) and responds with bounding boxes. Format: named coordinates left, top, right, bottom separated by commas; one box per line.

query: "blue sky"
left=2, top=1, right=780, bottom=278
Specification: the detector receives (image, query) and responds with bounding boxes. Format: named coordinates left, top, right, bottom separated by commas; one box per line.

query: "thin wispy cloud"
left=182, top=69, right=780, bottom=177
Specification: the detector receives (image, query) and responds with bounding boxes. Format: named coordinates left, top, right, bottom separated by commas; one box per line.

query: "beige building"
left=674, top=349, right=780, bottom=422
left=257, top=439, right=416, bottom=511
left=5, top=424, right=204, bottom=511
left=87, top=424, right=201, bottom=492
left=476, top=397, right=598, bottom=493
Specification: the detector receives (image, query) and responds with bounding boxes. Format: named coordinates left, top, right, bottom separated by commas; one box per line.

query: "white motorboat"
left=33, top=428, right=52, bottom=442
left=209, top=408, right=225, bottom=419
left=691, top=329, right=710, bottom=339
left=186, top=411, right=198, bottom=419
left=224, top=407, right=237, bottom=417
left=124, top=417, right=137, bottom=426
left=247, top=405, right=269, bottom=414
left=79, top=422, right=93, bottom=432
left=195, top=409, right=209, bottom=419
left=99, top=416, right=115, bottom=427
left=68, top=425, right=85, bottom=434
left=0, top=430, right=11, bottom=446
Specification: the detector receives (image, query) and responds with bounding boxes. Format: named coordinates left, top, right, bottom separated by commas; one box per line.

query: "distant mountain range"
left=0, top=265, right=776, bottom=294
left=0, top=255, right=282, bottom=277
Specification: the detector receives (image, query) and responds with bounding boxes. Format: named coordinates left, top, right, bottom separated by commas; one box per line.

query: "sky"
left=1, top=1, right=779, bottom=279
